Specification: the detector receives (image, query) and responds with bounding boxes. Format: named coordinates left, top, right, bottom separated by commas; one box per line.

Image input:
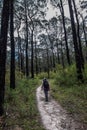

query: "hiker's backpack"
left=43, top=80, right=49, bottom=90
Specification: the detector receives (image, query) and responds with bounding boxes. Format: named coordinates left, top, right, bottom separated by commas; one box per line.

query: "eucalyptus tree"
left=49, top=17, right=58, bottom=68
left=48, top=34, right=56, bottom=69
left=34, top=39, right=38, bottom=75
left=10, top=0, right=15, bottom=89
left=72, top=0, right=84, bottom=70
left=14, top=0, right=27, bottom=73
left=66, top=25, right=74, bottom=63
left=0, top=0, right=10, bottom=115
left=15, top=0, right=34, bottom=78
left=36, top=44, right=44, bottom=73
left=59, top=0, right=71, bottom=65
left=57, top=22, right=65, bottom=68
left=28, top=15, right=34, bottom=78
left=17, top=29, right=21, bottom=71
left=40, top=19, right=56, bottom=70
left=51, top=17, right=60, bottom=64
left=55, top=39, right=61, bottom=64
left=50, top=0, right=71, bottom=65
left=23, top=0, right=30, bottom=77
left=33, top=21, right=42, bottom=75
left=67, top=0, right=83, bottom=81
left=47, top=16, right=68, bottom=68
left=26, top=0, right=47, bottom=78
left=38, top=33, right=50, bottom=78
left=12, top=0, right=47, bottom=78
left=54, top=20, right=65, bottom=65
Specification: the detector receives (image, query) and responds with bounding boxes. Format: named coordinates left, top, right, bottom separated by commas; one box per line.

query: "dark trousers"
left=44, top=90, right=48, bottom=101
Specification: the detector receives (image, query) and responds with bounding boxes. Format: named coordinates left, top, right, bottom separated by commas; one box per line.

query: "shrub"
left=49, top=71, right=56, bottom=79
left=37, top=72, right=48, bottom=79
left=54, top=64, right=77, bottom=87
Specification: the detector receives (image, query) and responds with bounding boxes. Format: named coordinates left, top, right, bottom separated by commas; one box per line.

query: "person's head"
left=43, top=78, right=46, bottom=81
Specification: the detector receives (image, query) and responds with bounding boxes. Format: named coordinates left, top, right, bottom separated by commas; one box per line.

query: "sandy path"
left=36, top=86, right=85, bottom=130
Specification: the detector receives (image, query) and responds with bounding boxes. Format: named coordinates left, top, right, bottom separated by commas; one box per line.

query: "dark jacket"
left=42, top=79, right=50, bottom=91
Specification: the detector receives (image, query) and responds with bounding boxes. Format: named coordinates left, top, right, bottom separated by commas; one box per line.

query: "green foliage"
left=4, top=78, right=45, bottom=130
left=54, top=64, right=77, bottom=86
left=37, top=72, right=48, bottom=79
left=5, top=70, right=24, bottom=86
left=50, top=64, right=87, bottom=124
left=51, top=83, right=87, bottom=123
left=83, top=64, right=87, bottom=81
left=5, top=69, right=10, bottom=86
left=37, top=71, right=56, bottom=79
left=49, top=71, right=56, bottom=79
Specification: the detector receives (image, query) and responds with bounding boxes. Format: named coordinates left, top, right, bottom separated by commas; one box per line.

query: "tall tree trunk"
left=21, top=53, right=24, bottom=74
left=51, top=43, right=55, bottom=69
left=49, top=55, right=53, bottom=71
left=68, top=0, right=83, bottom=81
left=60, top=0, right=71, bottom=65
left=56, top=42, right=60, bottom=64
left=46, top=45, right=50, bottom=78
left=25, top=36, right=29, bottom=77
left=18, top=36, right=24, bottom=74
left=17, top=30, right=21, bottom=71
left=60, top=41, right=65, bottom=68
left=53, top=52, right=55, bottom=68
left=0, top=0, right=10, bottom=115
left=35, top=40, right=38, bottom=75
left=72, top=0, right=84, bottom=69
left=22, top=45, right=26, bottom=74
left=10, top=0, right=15, bottom=89
left=24, top=0, right=29, bottom=77
left=31, top=30, right=34, bottom=78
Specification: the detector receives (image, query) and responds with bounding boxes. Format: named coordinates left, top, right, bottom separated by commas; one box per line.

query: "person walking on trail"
left=41, top=78, right=50, bottom=102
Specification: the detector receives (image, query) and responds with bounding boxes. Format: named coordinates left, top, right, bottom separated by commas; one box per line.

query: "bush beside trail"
left=1, top=72, right=45, bottom=130
left=50, top=65, right=87, bottom=125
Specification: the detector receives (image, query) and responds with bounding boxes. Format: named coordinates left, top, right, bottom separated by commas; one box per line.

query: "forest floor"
left=36, top=86, right=87, bottom=130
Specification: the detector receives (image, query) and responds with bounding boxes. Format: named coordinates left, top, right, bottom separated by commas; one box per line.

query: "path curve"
left=36, top=86, right=85, bottom=130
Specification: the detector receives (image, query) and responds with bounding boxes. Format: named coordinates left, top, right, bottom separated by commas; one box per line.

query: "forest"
left=0, top=0, right=87, bottom=129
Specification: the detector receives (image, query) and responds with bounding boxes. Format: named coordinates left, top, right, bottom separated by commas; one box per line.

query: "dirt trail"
left=36, top=86, right=86, bottom=130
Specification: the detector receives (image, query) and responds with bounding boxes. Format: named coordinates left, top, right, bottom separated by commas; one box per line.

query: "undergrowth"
left=50, top=64, right=87, bottom=124
left=4, top=76, right=45, bottom=130
left=2, top=64, right=87, bottom=129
